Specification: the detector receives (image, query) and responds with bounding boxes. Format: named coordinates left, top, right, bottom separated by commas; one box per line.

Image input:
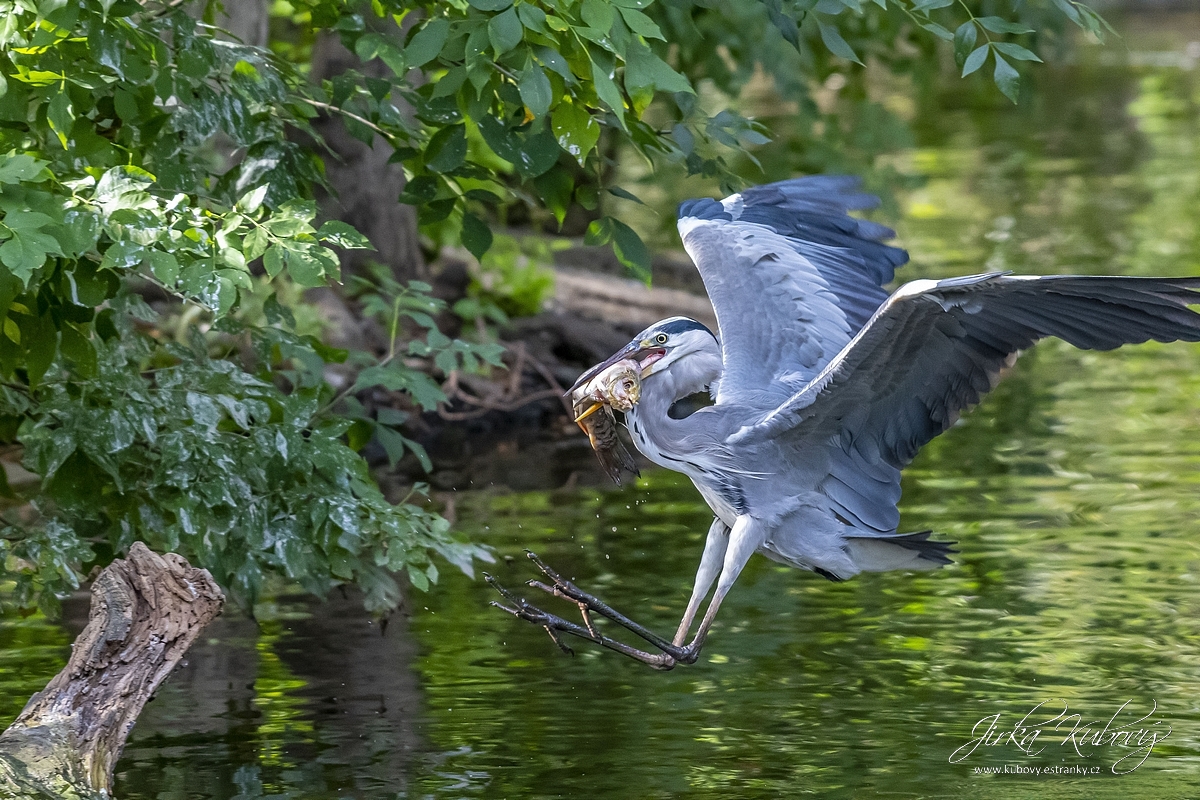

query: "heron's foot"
left=485, top=551, right=701, bottom=669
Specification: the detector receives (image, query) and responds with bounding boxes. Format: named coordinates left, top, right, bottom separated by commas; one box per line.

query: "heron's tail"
left=844, top=530, right=956, bottom=573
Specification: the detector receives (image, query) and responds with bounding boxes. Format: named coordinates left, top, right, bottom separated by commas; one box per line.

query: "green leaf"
left=0, top=154, right=50, bottom=184
left=59, top=323, right=96, bottom=378
left=584, top=217, right=613, bottom=246
left=551, top=102, right=601, bottom=166
left=407, top=563, right=430, bottom=591
left=606, top=186, right=645, bottom=204
left=263, top=245, right=285, bottom=278
left=286, top=245, right=333, bottom=287
left=624, top=41, right=693, bottom=94
left=318, top=220, right=374, bottom=250
left=517, top=3, right=548, bottom=33
left=406, top=18, right=449, bottom=68
left=263, top=292, right=295, bottom=327
left=243, top=228, right=269, bottom=261
left=610, top=219, right=650, bottom=281
left=221, top=247, right=247, bottom=271
left=467, top=0, right=512, bottom=9
left=147, top=250, right=179, bottom=286
left=46, top=90, right=74, bottom=149
left=953, top=21, right=977, bottom=70
left=353, top=364, right=446, bottom=409
left=93, top=166, right=154, bottom=209
left=919, top=22, right=953, bottom=41
left=0, top=213, right=61, bottom=284
left=975, top=16, right=1035, bottom=34
left=762, top=0, right=800, bottom=49
left=373, top=423, right=405, bottom=466
left=431, top=65, right=467, bottom=98
left=518, top=63, right=553, bottom=119
left=1076, top=5, right=1117, bottom=42
left=355, top=32, right=386, bottom=62
left=993, top=53, right=1020, bottom=103
left=514, top=131, right=560, bottom=179
left=461, top=212, right=493, bottom=259
left=187, top=391, right=222, bottom=431
left=66, top=261, right=115, bottom=306
left=14, top=312, right=55, bottom=387
left=817, top=19, right=862, bottom=65
left=1050, top=0, right=1082, bottom=25
left=912, top=0, right=953, bottom=9
left=532, top=50, right=569, bottom=85
left=425, top=124, right=467, bottom=173
left=993, top=42, right=1042, bottom=63
left=962, top=44, right=989, bottom=77
left=533, top=168, right=572, bottom=226
left=590, top=53, right=625, bottom=117
left=581, top=0, right=615, bottom=32
left=236, top=185, right=269, bottom=214
left=488, top=7, right=522, bottom=55
left=618, top=7, right=665, bottom=39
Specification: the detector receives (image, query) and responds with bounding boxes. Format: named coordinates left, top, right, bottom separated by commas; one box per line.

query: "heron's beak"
left=638, top=349, right=667, bottom=378
left=566, top=340, right=644, bottom=398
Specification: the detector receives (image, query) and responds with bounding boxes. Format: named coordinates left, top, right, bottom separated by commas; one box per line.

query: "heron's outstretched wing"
left=736, top=272, right=1200, bottom=460
left=678, top=176, right=908, bottom=405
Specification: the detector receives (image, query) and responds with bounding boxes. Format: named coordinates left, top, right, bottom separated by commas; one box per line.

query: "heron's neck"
left=625, top=356, right=726, bottom=486
left=628, top=353, right=721, bottom=446
left=649, top=348, right=722, bottom=404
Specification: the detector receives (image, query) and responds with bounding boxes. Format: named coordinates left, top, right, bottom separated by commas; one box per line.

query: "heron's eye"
left=655, top=333, right=669, bottom=345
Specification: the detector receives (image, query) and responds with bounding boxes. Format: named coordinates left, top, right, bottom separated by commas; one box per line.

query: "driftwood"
left=551, top=268, right=717, bottom=333
left=0, top=543, right=224, bottom=799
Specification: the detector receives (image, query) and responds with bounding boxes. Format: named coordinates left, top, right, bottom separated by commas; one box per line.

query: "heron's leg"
left=674, top=514, right=761, bottom=664
left=488, top=515, right=762, bottom=669
left=673, top=517, right=730, bottom=646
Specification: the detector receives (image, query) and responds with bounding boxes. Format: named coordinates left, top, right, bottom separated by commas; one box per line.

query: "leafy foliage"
left=266, top=0, right=1111, bottom=276
left=2, top=323, right=488, bottom=616
left=0, top=0, right=497, bottom=614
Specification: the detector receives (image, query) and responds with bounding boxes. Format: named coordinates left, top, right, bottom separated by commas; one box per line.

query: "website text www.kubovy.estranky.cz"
left=973, top=764, right=1103, bottom=776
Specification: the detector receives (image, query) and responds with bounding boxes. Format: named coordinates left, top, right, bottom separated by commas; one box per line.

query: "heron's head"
left=569, top=317, right=721, bottom=401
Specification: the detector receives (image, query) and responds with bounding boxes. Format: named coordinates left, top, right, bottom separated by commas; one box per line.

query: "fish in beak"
left=565, top=340, right=664, bottom=484
left=566, top=340, right=666, bottom=423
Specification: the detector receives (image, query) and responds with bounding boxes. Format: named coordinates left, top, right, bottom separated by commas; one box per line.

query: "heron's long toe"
left=486, top=552, right=696, bottom=669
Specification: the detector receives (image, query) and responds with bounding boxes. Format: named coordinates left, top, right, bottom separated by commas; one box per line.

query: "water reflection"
left=1, top=17, right=1199, bottom=800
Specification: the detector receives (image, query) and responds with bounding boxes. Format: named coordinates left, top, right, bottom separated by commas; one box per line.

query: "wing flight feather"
left=677, top=177, right=909, bottom=405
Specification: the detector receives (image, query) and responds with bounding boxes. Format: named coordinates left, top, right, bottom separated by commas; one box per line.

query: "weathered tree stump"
left=0, top=543, right=224, bottom=798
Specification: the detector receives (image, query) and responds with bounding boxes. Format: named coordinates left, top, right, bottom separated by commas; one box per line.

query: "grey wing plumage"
left=677, top=177, right=908, bottom=407
left=733, top=274, right=1200, bottom=530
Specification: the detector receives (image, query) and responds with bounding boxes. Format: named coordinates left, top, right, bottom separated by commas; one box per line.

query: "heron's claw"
left=542, top=626, right=575, bottom=655
left=485, top=552, right=690, bottom=670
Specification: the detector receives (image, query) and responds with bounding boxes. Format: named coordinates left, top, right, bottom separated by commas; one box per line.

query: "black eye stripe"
left=652, top=317, right=716, bottom=339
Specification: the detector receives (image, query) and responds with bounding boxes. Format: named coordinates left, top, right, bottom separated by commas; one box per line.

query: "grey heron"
left=488, top=176, right=1200, bottom=670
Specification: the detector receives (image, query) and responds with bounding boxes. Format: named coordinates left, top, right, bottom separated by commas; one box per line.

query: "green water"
left=5, top=16, right=1200, bottom=800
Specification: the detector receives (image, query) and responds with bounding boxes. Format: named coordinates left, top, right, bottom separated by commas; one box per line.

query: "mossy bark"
left=0, top=543, right=224, bottom=798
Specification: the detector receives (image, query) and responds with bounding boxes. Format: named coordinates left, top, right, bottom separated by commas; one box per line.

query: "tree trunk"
left=0, top=543, right=224, bottom=798
left=210, top=0, right=269, bottom=47
left=309, top=21, right=426, bottom=283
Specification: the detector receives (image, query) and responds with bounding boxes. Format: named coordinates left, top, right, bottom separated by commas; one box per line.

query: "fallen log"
left=0, top=543, right=224, bottom=799
left=551, top=268, right=718, bottom=333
